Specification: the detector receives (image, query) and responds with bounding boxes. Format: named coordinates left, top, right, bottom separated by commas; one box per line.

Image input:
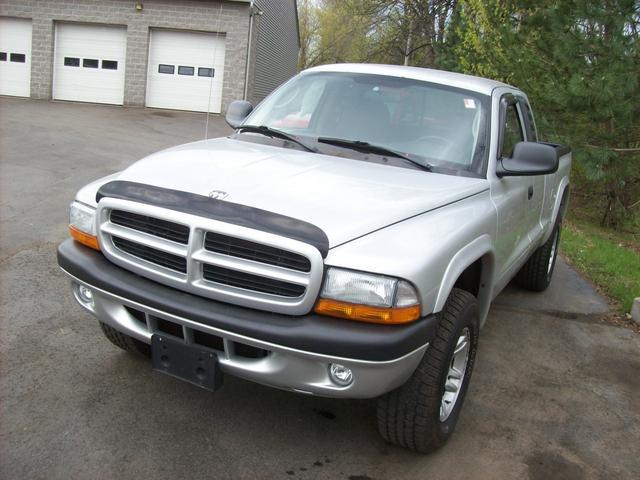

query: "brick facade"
left=0, top=0, right=251, bottom=111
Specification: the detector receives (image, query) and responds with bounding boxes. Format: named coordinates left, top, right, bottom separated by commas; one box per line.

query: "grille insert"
left=204, top=232, right=311, bottom=272
left=112, top=236, right=187, bottom=273
left=111, top=210, right=189, bottom=244
left=202, top=264, right=305, bottom=297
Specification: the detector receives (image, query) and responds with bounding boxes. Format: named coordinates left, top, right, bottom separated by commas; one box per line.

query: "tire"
left=515, top=221, right=561, bottom=292
left=377, top=288, right=479, bottom=453
left=99, top=322, right=150, bottom=357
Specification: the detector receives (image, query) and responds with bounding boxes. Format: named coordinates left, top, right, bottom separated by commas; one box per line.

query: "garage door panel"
left=0, top=17, right=32, bottom=97
left=53, top=23, right=126, bottom=105
left=146, top=29, right=225, bottom=113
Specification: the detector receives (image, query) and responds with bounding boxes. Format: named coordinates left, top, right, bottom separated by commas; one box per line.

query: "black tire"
left=377, top=288, right=479, bottom=453
left=99, top=322, right=150, bottom=357
left=515, top=221, right=561, bottom=292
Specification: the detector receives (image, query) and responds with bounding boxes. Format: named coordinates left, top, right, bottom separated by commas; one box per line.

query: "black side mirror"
left=225, top=100, right=253, bottom=129
left=497, top=141, right=559, bottom=177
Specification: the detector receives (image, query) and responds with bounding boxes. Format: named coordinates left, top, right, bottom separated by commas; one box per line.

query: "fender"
left=541, top=176, right=570, bottom=244
left=434, top=235, right=495, bottom=327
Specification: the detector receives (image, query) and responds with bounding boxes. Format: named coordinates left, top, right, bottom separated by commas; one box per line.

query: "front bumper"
left=58, top=239, right=437, bottom=398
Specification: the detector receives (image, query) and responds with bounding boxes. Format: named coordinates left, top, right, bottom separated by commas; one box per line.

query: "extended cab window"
left=502, top=103, right=523, bottom=158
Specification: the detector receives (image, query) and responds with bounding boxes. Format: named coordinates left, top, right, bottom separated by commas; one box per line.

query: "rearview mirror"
left=497, top=142, right=559, bottom=177
left=225, top=100, right=254, bottom=129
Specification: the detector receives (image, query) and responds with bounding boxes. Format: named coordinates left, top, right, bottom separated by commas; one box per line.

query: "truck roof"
left=305, top=63, right=512, bottom=96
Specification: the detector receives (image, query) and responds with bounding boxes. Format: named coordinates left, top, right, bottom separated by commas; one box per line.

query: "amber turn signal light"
left=314, top=298, right=420, bottom=325
left=69, top=225, right=101, bottom=251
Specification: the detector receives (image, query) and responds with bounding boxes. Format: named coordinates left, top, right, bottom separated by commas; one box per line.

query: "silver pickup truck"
left=57, top=63, right=571, bottom=453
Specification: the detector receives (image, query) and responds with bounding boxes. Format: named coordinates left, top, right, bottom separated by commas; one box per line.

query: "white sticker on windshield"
left=464, top=98, right=476, bottom=109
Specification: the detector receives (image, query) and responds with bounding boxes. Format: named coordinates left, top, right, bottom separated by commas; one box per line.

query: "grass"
left=560, top=218, right=640, bottom=313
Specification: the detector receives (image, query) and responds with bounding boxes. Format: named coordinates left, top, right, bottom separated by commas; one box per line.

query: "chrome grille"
left=112, top=236, right=187, bottom=273
left=111, top=210, right=189, bottom=244
left=204, top=232, right=311, bottom=272
left=202, top=264, right=306, bottom=297
left=96, top=198, right=324, bottom=315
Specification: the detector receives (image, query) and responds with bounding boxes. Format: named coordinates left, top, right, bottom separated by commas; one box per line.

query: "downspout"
left=243, top=1, right=262, bottom=101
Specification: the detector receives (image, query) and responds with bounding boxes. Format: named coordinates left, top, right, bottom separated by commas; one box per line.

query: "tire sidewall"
left=435, top=298, right=479, bottom=442
left=545, top=224, right=561, bottom=285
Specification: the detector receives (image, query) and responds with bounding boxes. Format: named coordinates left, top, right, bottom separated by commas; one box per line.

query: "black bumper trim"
left=57, top=239, right=437, bottom=362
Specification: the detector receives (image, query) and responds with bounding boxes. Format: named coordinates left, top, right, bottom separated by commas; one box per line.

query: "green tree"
left=298, top=0, right=320, bottom=69
left=452, top=0, right=640, bottom=229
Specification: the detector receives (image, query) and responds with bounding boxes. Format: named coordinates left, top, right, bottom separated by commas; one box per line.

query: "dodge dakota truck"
left=57, top=64, right=571, bottom=453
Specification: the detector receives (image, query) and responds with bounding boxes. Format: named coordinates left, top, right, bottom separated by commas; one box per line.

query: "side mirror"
left=497, top=141, right=559, bottom=177
left=225, top=100, right=254, bottom=129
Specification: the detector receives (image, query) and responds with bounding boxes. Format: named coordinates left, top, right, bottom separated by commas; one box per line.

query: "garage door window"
left=83, top=58, right=99, bottom=68
left=0, top=52, right=6, bottom=61
left=198, top=67, right=214, bottom=78
left=10, top=53, right=26, bottom=63
left=102, top=60, right=118, bottom=70
left=64, top=57, right=80, bottom=67
left=158, top=64, right=174, bottom=74
left=178, top=66, right=194, bottom=76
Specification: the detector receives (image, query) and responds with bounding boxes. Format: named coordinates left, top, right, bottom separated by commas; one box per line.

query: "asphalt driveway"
left=1, top=97, right=639, bottom=480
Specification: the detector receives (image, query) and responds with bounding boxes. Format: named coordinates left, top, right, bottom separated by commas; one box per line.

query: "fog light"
left=77, top=285, right=94, bottom=307
left=329, top=363, right=353, bottom=386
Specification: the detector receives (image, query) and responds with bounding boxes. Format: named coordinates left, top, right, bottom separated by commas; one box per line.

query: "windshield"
left=241, top=71, right=489, bottom=176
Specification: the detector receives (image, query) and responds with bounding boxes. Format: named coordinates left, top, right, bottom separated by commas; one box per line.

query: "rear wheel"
left=377, top=288, right=479, bottom=453
left=99, top=322, right=150, bottom=357
left=516, top=221, right=561, bottom=292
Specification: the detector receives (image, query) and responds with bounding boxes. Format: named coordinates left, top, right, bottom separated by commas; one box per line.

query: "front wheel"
left=99, top=322, right=150, bottom=357
left=377, top=288, right=479, bottom=453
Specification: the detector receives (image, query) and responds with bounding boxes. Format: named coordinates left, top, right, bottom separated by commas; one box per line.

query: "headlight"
left=70, top=201, right=97, bottom=235
left=314, top=268, right=420, bottom=324
left=69, top=201, right=100, bottom=250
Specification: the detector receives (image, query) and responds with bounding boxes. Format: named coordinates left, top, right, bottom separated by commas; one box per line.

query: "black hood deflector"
left=97, top=181, right=329, bottom=257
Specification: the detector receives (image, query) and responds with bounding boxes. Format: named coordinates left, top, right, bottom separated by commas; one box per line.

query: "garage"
left=53, top=23, right=126, bottom=105
left=146, top=29, right=226, bottom=113
left=0, top=17, right=32, bottom=97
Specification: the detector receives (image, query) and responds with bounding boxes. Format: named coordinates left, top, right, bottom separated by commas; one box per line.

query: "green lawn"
left=560, top=220, right=640, bottom=313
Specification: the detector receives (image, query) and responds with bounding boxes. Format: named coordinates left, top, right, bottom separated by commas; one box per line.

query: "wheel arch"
left=542, top=178, right=570, bottom=244
left=433, top=235, right=495, bottom=328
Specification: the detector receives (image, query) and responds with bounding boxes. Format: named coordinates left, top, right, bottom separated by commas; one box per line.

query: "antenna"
left=205, top=0, right=225, bottom=140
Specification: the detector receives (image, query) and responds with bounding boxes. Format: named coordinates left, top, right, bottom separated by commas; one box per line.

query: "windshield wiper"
left=236, top=125, right=317, bottom=153
left=317, top=137, right=432, bottom=172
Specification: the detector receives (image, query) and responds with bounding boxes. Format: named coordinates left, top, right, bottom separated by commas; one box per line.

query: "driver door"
left=491, top=95, right=532, bottom=279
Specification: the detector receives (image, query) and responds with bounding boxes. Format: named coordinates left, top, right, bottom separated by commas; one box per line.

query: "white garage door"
left=0, top=17, right=32, bottom=97
left=53, top=23, right=126, bottom=105
left=146, top=29, right=226, bottom=113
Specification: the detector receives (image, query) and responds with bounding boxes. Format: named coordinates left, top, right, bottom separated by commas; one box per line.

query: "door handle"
left=528, top=186, right=534, bottom=200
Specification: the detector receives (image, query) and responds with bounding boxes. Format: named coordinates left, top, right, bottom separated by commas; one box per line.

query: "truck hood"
left=115, top=138, right=488, bottom=248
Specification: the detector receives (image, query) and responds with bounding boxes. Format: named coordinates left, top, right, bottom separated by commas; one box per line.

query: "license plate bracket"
left=151, top=333, right=223, bottom=392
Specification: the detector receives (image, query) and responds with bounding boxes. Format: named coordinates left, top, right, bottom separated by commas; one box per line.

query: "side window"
left=519, top=99, right=538, bottom=142
left=502, top=103, right=524, bottom=158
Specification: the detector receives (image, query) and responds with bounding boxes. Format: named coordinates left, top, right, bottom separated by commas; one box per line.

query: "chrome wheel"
left=440, top=327, right=470, bottom=422
left=547, top=229, right=559, bottom=275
